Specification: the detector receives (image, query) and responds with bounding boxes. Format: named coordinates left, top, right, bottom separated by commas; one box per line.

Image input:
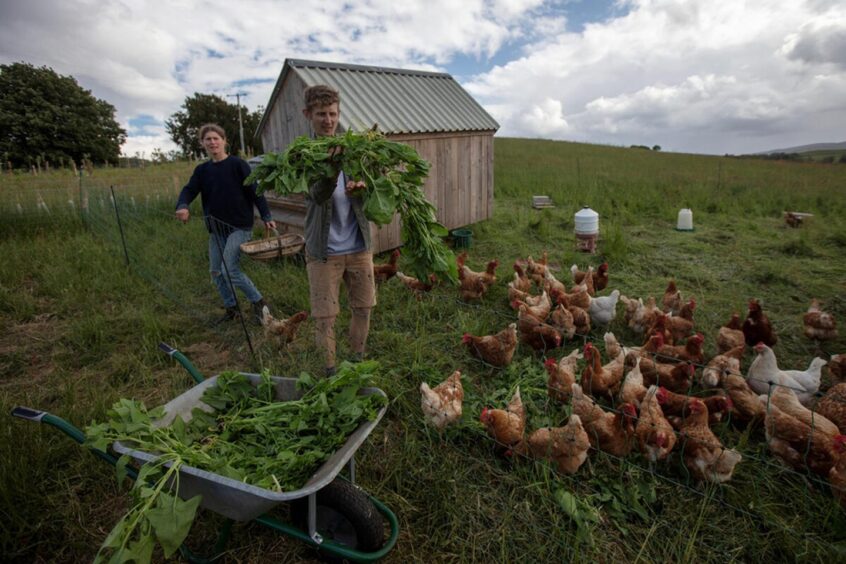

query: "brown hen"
left=463, top=323, right=518, bottom=367
left=513, top=415, right=591, bottom=474
left=481, top=387, right=526, bottom=451
left=373, top=248, right=401, bottom=283
left=261, top=307, right=308, bottom=345
left=678, top=399, right=743, bottom=483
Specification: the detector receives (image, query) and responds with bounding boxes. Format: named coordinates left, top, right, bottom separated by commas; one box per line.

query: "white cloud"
left=520, top=98, right=570, bottom=136
left=2, top=0, right=551, bottom=156
left=468, top=0, right=846, bottom=153
left=121, top=135, right=178, bottom=160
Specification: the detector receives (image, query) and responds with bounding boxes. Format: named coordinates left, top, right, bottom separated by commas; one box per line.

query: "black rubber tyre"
left=291, top=478, right=384, bottom=562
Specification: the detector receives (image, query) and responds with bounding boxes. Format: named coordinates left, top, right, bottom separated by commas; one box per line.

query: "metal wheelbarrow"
left=10, top=342, right=399, bottom=563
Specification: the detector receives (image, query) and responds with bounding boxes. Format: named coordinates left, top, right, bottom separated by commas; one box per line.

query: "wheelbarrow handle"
left=11, top=406, right=46, bottom=422
left=12, top=405, right=87, bottom=445
left=10, top=406, right=136, bottom=478
left=158, top=342, right=205, bottom=384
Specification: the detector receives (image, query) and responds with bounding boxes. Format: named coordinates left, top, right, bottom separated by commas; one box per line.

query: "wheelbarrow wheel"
left=291, top=478, right=384, bottom=561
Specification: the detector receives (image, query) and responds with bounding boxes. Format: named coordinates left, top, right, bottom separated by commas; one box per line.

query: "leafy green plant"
left=85, top=362, right=387, bottom=563
left=590, top=469, right=657, bottom=535
left=554, top=488, right=600, bottom=547
left=245, top=130, right=457, bottom=283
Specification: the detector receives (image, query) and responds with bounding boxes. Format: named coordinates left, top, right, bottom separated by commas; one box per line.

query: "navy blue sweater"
left=176, top=156, right=272, bottom=233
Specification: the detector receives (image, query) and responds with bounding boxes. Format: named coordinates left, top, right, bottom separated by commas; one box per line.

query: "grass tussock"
left=1, top=139, right=846, bottom=562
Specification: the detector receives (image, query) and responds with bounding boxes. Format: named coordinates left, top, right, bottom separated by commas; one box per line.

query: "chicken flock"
left=259, top=246, right=845, bottom=505
left=403, top=251, right=846, bottom=506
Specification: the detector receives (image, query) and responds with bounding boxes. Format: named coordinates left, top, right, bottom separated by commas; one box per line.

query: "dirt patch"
left=0, top=314, right=62, bottom=388
left=181, top=341, right=232, bottom=374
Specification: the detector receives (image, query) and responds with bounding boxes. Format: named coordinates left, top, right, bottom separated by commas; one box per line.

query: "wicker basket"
left=240, top=228, right=304, bottom=262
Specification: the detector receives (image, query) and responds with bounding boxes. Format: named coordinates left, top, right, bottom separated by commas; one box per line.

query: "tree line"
left=0, top=62, right=264, bottom=169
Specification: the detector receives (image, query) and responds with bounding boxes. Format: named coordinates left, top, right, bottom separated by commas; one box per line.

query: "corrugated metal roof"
left=257, top=59, right=499, bottom=137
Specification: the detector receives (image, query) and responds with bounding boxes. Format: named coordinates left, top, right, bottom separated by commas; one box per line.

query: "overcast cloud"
left=1, top=0, right=844, bottom=156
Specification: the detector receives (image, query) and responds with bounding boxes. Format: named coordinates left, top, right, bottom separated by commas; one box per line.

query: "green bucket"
left=451, top=228, right=473, bottom=249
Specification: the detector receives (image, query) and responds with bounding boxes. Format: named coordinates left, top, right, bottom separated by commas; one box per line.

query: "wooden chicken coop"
left=254, top=59, right=500, bottom=254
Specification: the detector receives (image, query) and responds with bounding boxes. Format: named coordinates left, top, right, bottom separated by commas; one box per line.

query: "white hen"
left=588, top=289, right=621, bottom=325
left=747, top=343, right=826, bottom=407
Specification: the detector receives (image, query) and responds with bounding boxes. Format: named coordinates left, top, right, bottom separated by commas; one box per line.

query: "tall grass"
left=1, top=140, right=846, bottom=562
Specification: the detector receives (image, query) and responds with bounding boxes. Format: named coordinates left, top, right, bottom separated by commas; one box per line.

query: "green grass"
left=2, top=139, right=846, bottom=562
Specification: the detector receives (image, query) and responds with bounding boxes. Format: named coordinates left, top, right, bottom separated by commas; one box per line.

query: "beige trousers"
left=306, top=251, right=376, bottom=368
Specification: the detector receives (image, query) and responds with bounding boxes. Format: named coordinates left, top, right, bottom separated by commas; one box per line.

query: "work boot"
left=252, top=298, right=268, bottom=326
left=215, top=306, right=241, bottom=326
left=325, top=366, right=337, bottom=377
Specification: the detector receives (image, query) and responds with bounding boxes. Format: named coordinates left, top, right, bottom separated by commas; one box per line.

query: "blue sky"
left=1, top=0, right=844, bottom=157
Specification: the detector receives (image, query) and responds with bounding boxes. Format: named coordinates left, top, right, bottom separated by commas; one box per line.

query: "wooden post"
left=80, top=170, right=88, bottom=216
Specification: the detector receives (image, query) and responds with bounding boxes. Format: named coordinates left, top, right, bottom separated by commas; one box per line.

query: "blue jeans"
left=208, top=229, right=262, bottom=308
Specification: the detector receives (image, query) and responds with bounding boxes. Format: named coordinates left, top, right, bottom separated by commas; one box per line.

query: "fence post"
left=78, top=170, right=87, bottom=228
left=110, top=185, right=131, bottom=266
left=576, top=157, right=581, bottom=191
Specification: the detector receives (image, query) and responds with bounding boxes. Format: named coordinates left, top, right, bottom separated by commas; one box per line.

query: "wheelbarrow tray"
left=113, top=373, right=387, bottom=522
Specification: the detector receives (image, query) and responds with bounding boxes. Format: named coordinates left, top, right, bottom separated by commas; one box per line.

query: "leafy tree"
left=243, top=106, right=264, bottom=154
left=0, top=62, right=126, bottom=167
left=166, top=93, right=263, bottom=158
left=652, top=145, right=661, bottom=151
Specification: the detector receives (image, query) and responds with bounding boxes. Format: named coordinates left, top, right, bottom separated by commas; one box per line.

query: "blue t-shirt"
left=176, top=156, right=272, bottom=233
left=327, top=171, right=365, bottom=256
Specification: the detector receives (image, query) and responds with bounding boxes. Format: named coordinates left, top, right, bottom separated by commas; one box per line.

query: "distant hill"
left=759, top=141, right=846, bottom=154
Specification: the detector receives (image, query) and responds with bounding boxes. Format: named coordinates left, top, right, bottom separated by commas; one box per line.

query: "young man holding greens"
left=302, top=85, right=376, bottom=376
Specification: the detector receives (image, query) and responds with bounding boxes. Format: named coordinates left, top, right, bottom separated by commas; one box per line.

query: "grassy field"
left=800, top=149, right=846, bottom=163
left=2, top=139, right=846, bottom=563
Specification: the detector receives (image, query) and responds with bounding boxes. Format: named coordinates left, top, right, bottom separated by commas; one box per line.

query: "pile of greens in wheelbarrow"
left=245, top=129, right=458, bottom=283
left=85, top=361, right=387, bottom=563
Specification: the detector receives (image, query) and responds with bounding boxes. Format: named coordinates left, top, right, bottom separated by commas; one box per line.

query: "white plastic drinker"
left=574, top=206, right=599, bottom=234
left=676, top=208, right=693, bottom=231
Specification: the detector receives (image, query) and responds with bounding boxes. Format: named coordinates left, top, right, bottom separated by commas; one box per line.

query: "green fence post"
left=110, top=185, right=130, bottom=266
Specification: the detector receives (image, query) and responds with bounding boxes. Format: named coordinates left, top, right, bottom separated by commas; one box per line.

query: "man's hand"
left=175, top=208, right=190, bottom=223
left=345, top=180, right=366, bottom=196
left=328, top=145, right=344, bottom=170
left=264, top=220, right=277, bottom=231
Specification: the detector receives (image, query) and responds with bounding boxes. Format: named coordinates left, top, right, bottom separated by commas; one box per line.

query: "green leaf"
left=363, top=177, right=398, bottom=225
left=429, top=222, right=449, bottom=237
left=555, top=488, right=580, bottom=519
left=126, top=530, right=155, bottom=564
left=146, top=493, right=202, bottom=557
left=115, top=454, right=130, bottom=485
left=136, top=465, right=159, bottom=489
left=85, top=421, right=112, bottom=452
left=99, top=514, right=129, bottom=550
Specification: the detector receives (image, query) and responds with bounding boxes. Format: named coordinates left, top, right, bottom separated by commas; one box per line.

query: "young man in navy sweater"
left=175, top=123, right=276, bottom=324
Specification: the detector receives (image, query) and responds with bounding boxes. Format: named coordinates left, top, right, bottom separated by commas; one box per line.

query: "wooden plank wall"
left=370, top=131, right=493, bottom=254
left=260, top=73, right=310, bottom=153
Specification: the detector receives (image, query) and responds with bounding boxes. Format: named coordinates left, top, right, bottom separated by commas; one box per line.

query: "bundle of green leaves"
left=245, top=129, right=458, bottom=283
left=85, top=361, right=387, bottom=563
